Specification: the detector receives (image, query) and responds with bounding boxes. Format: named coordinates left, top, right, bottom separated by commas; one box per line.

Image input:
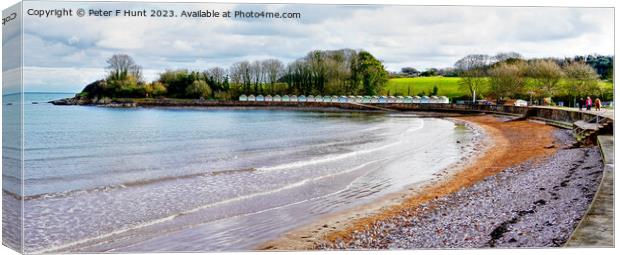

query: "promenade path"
left=532, top=106, right=614, bottom=120
left=565, top=135, right=614, bottom=247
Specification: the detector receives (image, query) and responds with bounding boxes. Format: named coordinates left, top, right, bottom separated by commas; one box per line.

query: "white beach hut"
left=239, top=94, right=248, bottom=101
left=314, top=95, right=323, bottom=102
left=421, top=96, right=430, bottom=104
left=438, top=96, right=449, bottom=104
left=371, top=96, right=379, bottom=103
left=429, top=96, right=439, bottom=103
left=331, top=96, right=339, bottom=102
left=298, top=95, right=307, bottom=102
left=387, top=96, right=397, bottom=103
left=273, top=95, right=282, bottom=102
left=282, top=95, right=290, bottom=102
left=265, top=95, right=273, bottom=102
left=348, top=96, right=356, bottom=102
left=290, top=95, right=298, bottom=102
left=323, top=95, right=332, bottom=102
left=396, top=96, right=404, bottom=103
left=412, top=96, right=421, bottom=103
left=248, top=95, right=256, bottom=101
left=356, top=96, right=363, bottom=103
left=378, top=96, right=387, bottom=103
left=339, top=96, right=348, bottom=103
left=307, top=95, right=315, bottom=102
left=404, top=96, right=413, bottom=103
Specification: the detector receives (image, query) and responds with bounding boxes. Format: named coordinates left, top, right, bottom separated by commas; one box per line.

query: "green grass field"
left=385, top=77, right=462, bottom=97
left=385, top=77, right=613, bottom=98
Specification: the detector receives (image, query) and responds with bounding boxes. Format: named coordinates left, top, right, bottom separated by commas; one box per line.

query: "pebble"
left=317, top=130, right=604, bottom=249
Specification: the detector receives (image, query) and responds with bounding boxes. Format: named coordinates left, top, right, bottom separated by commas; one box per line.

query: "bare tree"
left=527, top=59, right=564, bottom=99
left=229, top=61, right=252, bottom=93
left=262, top=59, right=284, bottom=94
left=455, top=54, right=490, bottom=102
left=206, top=67, right=226, bottom=85
left=563, top=62, right=599, bottom=106
left=487, top=62, right=527, bottom=102
left=106, top=54, right=142, bottom=81
left=492, top=52, right=523, bottom=63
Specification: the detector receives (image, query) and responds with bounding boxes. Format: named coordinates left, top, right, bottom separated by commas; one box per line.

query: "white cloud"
left=18, top=2, right=613, bottom=92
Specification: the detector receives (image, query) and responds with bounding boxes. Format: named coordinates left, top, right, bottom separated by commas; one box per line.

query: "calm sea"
left=3, top=93, right=477, bottom=253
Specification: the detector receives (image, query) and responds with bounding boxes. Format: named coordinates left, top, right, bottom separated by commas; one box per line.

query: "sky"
left=7, top=1, right=615, bottom=92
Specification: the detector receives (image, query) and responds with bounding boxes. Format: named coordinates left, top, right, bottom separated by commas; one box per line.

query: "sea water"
left=2, top=93, right=476, bottom=253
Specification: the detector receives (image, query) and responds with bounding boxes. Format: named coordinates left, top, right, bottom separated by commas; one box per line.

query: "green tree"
left=185, top=80, right=212, bottom=99
left=356, top=51, right=388, bottom=95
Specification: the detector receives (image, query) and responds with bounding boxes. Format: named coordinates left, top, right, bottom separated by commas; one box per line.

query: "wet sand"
left=260, top=115, right=559, bottom=250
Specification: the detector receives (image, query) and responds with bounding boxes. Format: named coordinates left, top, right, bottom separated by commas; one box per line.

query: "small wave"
left=257, top=141, right=399, bottom=172
left=32, top=160, right=380, bottom=254
left=257, top=121, right=424, bottom=173
left=17, top=168, right=256, bottom=201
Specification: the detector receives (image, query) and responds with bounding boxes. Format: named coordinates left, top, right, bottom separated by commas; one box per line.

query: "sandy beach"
left=260, top=114, right=602, bottom=250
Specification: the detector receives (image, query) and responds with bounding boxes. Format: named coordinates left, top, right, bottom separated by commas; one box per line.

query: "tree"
left=106, top=54, right=142, bottom=82
left=144, top=82, right=167, bottom=97
left=185, top=80, right=212, bottom=99
left=492, top=52, right=523, bottom=64
left=487, top=62, right=527, bottom=102
left=401, top=67, right=420, bottom=76
left=355, top=51, right=388, bottom=95
left=527, top=59, right=564, bottom=99
left=262, top=59, right=284, bottom=94
left=563, top=62, right=599, bottom=106
left=229, top=61, right=252, bottom=94
left=455, top=54, right=489, bottom=101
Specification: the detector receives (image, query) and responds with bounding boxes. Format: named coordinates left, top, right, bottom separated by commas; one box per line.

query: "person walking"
left=586, top=97, right=592, bottom=111
left=595, top=98, right=602, bottom=111
left=578, top=98, right=584, bottom=111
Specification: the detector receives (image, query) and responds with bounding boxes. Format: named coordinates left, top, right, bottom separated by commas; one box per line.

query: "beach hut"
left=404, top=96, right=413, bottom=103
left=290, top=95, right=298, bottom=102
left=396, top=96, right=404, bottom=103
left=265, top=95, right=273, bottom=102
left=371, top=96, right=379, bottom=103
left=339, top=96, right=348, bottom=103
left=298, top=95, right=307, bottom=102
left=412, top=96, right=421, bottom=103
left=315, top=95, right=323, bottom=102
left=248, top=95, right=256, bottom=101
left=256, top=95, right=265, bottom=101
left=348, top=96, right=356, bottom=102
left=429, top=96, right=439, bottom=103
left=282, top=95, right=290, bottom=102
left=421, top=96, right=430, bottom=103
left=273, top=95, right=282, bottom=102
left=362, top=96, right=371, bottom=103
left=331, top=96, right=338, bottom=102
left=307, top=95, right=315, bottom=102
left=438, top=96, right=449, bottom=104
left=356, top=96, right=364, bottom=103
left=378, top=96, right=387, bottom=103
left=387, top=96, right=397, bottom=103
left=239, top=94, right=248, bottom=101
left=323, top=95, right=332, bottom=102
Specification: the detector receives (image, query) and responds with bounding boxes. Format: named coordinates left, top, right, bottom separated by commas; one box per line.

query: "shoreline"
left=259, top=115, right=560, bottom=250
